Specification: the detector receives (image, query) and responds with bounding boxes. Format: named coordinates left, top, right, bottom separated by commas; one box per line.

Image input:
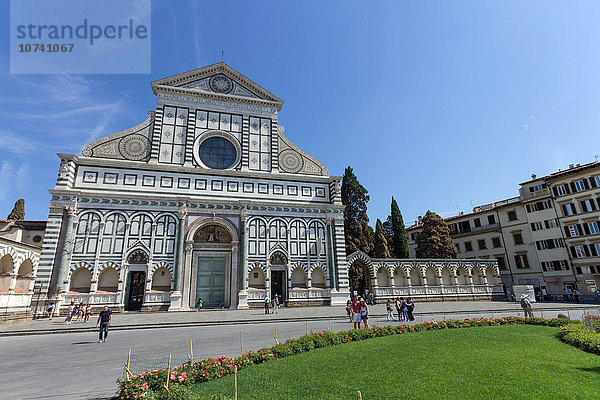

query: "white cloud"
left=0, top=130, right=41, bottom=154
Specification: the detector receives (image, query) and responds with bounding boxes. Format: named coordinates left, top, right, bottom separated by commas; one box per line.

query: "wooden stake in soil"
left=306, top=320, right=308, bottom=335
left=567, top=308, right=571, bottom=319
left=329, top=320, right=331, bottom=332
left=163, top=353, right=172, bottom=391
left=234, top=366, right=238, bottom=400
left=189, top=339, right=194, bottom=362
left=357, top=390, right=362, bottom=400
left=274, top=326, right=278, bottom=344
left=126, top=348, right=132, bottom=380
left=240, top=332, right=244, bottom=354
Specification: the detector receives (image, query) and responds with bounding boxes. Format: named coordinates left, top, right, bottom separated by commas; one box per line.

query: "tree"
left=415, top=210, right=458, bottom=259
left=382, top=216, right=394, bottom=254
left=390, top=197, right=409, bottom=258
left=372, top=219, right=391, bottom=258
left=7, top=199, right=25, bottom=220
left=341, top=166, right=373, bottom=255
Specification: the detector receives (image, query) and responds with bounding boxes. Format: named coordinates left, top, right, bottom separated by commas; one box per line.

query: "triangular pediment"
left=151, top=62, right=283, bottom=110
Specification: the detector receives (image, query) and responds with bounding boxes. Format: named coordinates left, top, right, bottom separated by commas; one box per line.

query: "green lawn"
left=192, top=324, right=600, bottom=400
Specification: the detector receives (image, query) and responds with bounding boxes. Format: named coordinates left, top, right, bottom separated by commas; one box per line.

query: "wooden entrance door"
left=196, top=257, right=226, bottom=308
left=126, top=271, right=146, bottom=311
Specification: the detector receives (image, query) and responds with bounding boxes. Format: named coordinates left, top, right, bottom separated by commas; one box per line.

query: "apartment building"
left=408, top=160, right=600, bottom=299
left=543, top=162, right=600, bottom=295
left=518, top=176, right=575, bottom=295
left=407, top=198, right=545, bottom=297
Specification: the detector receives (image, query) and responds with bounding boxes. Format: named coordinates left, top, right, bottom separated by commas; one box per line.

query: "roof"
left=150, top=62, right=284, bottom=111
left=407, top=197, right=519, bottom=231
left=520, top=161, right=600, bottom=185
left=0, top=220, right=47, bottom=230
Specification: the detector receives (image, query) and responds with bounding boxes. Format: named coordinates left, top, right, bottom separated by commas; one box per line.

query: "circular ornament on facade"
left=279, top=149, right=304, bottom=173
left=119, top=134, right=150, bottom=160
left=209, top=74, right=233, bottom=94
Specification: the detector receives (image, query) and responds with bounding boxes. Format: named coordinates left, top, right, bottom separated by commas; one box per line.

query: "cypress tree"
left=390, top=197, right=409, bottom=258
left=7, top=199, right=25, bottom=220
left=382, top=216, right=394, bottom=255
left=415, top=210, right=458, bottom=259
left=373, top=218, right=391, bottom=258
left=341, top=166, right=373, bottom=255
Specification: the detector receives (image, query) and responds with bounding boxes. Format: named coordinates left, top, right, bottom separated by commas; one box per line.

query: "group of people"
left=346, top=297, right=370, bottom=329
left=386, top=297, right=415, bottom=322
left=264, top=294, right=280, bottom=314
left=65, top=301, right=93, bottom=324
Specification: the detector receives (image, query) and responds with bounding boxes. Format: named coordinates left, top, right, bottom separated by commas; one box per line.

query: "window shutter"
left=570, top=246, right=577, bottom=258
left=562, top=204, right=567, bottom=215
left=536, top=242, right=541, bottom=250
left=564, top=226, right=570, bottom=237
left=552, top=186, right=559, bottom=197
left=591, top=245, right=599, bottom=257
left=584, top=179, right=590, bottom=190
left=597, top=198, right=600, bottom=210
left=583, top=223, right=590, bottom=235
left=590, top=177, right=597, bottom=188
left=544, top=220, right=550, bottom=229
left=591, top=201, right=597, bottom=211
left=526, top=204, right=531, bottom=213
left=581, top=201, right=588, bottom=213
left=570, top=182, right=577, bottom=192
left=584, top=245, right=591, bottom=257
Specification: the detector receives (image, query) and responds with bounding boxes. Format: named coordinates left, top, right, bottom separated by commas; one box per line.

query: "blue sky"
left=1, top=1, right=600, bottom=226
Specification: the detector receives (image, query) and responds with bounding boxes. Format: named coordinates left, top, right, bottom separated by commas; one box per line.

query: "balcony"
left=520, top=187, right=550, bottom=201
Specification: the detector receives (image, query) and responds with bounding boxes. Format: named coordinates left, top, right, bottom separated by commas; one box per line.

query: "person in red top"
left=351, top=297, right=362, bottom=329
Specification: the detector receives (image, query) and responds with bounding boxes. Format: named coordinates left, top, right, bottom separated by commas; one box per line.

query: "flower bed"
left=557, top=322, right=600, bottom=355
left=117, top=316, right=572, bottom=400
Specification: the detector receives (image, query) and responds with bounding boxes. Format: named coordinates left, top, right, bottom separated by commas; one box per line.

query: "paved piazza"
left=1, top=301, right=597, bottom=400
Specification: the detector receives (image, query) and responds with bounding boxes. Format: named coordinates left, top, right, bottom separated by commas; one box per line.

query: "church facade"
left=37, top=63, right=350, bottom=311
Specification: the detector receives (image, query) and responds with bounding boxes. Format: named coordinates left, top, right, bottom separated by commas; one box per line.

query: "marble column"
left=237, top=212, right=249, bottom=309
left=57, top=205, right=77, bottom=294
left=169, top=207, right=187, bottom=311
left=325, top=220, right=336, bottom=289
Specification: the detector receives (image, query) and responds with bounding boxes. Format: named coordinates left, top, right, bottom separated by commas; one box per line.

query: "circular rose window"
left=198, top=136, right=237, bottom=169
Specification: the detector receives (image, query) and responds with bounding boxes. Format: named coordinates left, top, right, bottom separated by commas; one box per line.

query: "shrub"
left=116, top=316, right=575, bottom=399
left=557, top=322, right=600, bottom=355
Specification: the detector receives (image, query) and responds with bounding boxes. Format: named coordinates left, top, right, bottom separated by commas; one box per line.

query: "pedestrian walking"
left=574, top=289, right=582, bottom=304
left=264, top=294, right=271, bottom=314
left=346, top=300, right=353, bottom=322
left=96, top=305, right=112, bottom=343
left=351, top=297, right=361, bottom=329
left=596, top=288, right=600, bottom=303
left=196, top=297, right=203, bottom=312
left=386, top=299, right=394, bottom=321
left=405, top=297, right=415, bottom=321
left=273, top=294, right=280, bottom=314
left=360, top=298, right=370, bottom=329
left=520, top=294, right=533, bottom=318
left=47, top=302, right=55, bottom=320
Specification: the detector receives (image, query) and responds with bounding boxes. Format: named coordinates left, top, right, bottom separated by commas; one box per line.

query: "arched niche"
left=311, top=267, right=327, bottom=289
left=291, top=267, right=307, bottom=289
left=151, top=267, right=172, bottom=292
left=15, top=259, right=33, bottom=293
left=70, top=268, right=92, bottom=293
left=440, top=267, right=453, bottom=286
left=98, top=267, right=119, bottom=292
left=456, top=266, right=469, bottom=285
left=410, top=268, right=423, bottom=286
left=376, top=267, right=390, bottom=287
left=0, top=254, right=14, bottom=291
left=248, top=267, right=266, bottom=289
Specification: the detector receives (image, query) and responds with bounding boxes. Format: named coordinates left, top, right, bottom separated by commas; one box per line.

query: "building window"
left=496, top=256, right=506, bottom=270
left=465, top=242, right=473, bottom=252
left=589, top=222, right=600, bottom=235
left=545, top=219, right=559, bottom=229
left=562, top=203, right=577, bottom=216
left=487, top=215, right=496, bottom=224
left=575, top=180, right=587, bottom=192
left=514, top=254, right=530, bottom=269
left=513, top=232, right=523, bottom=245
left=507, top=211, right=517, bottom=221
left=458, top=221, right=471, bottom=233
left=530, top=221, right=543, bottom=231
left=198, top=136, right=238, bottom=169
left=492, top=237, right=501, bottom=248
left=567, top=225, right=580, bottom=237
left=581, top=199, right=597, bottom=213
left=573, top=245, right=587, bottom=258
left=477, top=239, right=486, bottom=250
left=556, top=185, right=568, bottom=196
left=473, top=218, right=481, bottom=228
left=595, top=176, right=600, bottom=187
left=595, top=243, right=600, bottom=256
